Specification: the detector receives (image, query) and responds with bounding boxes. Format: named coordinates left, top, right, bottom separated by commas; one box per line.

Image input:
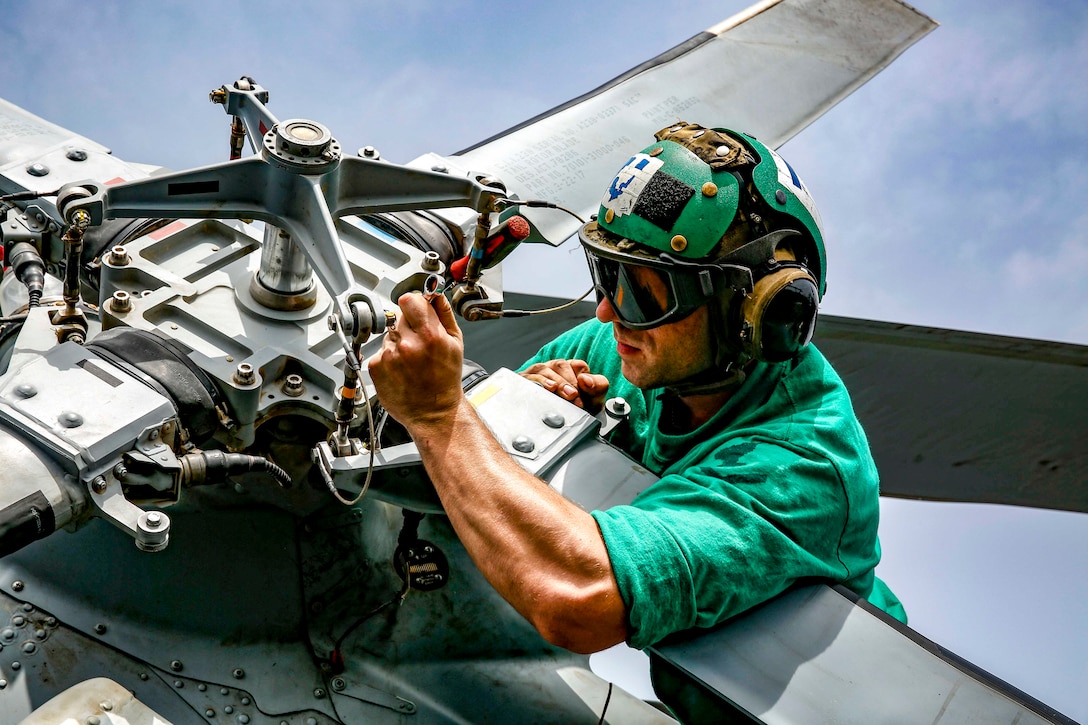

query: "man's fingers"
left=431, top=292, right=462, bottom=339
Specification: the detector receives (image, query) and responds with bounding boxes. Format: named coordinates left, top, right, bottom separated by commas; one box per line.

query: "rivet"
left=604, top=208, right=615, bottom=224
left=139, top=673, right=149, bottom=681
left=0, top=679, right=6, bottom=689
left=716, top=145, right=730, bottom=156
left=58, top=411, right=84, bottom=428
left=21, top=642, right=35, bottom=654
left=11, top=581, right=24, bottom=592
left=198, top=683, right=207, bottom=691
left=87, top=717, right=100, bottom=725
left=430, top=165, right=448, bottom=173
left=1, top=629, right=14, bottom=641
left=775, top=189, right=788, bottom=205
left=241, top=696, right=250, bottom=705
left=170, top=659, right=183, bottom=672
left=11, top=661, right=21, bottom=670
left=648, top=146, right=664, bottom=157
left=512, top=436, right=535, bottom=453
left=224, top=706, right=234, bottom=714
left=94, top=623, right=107, bottom=634
left=670, top=235, right=688, bottom=252
left=11, top=616, right=25, bottom=627
left=34, top=629, right=46, bottom=640
left=692, top=130, right=705, bottom=138
left=174, top=680, right=183, bottom=688
left=543, top=412, right=565, bottom=429
left=701, top=182, right=718, bottom=197
left=14, top=384, right=37, bottom=398
left=66, top=149, right=88, bottom=162
left=26, top=163, right=49, bottom=177
left=100, top=701, right=113, bottom=711
left=239, top=715, right=251, bottom=724
left=221, top=688, right=229, bottom=695
left=205, top=709, right=215, bottom=718
left=21, top=603, right=32, bottom=612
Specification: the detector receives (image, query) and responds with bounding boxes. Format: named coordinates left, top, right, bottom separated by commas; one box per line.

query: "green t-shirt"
left=520, top=319, right=905, bottom=650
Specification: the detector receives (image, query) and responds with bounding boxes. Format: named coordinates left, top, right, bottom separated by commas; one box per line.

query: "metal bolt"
left=332, top=677, right=346, bottom=691
left=282, top=374, right=304, bottom=397
left=240, top=696, right=250, bottom=705
left=205, top=709, right=215, bottom=718
left=94, top=623, right=107, bottom=635
left=1, top=629, right=14, bottom=642
left=12, top=615, right=24, bottom=627
left=58, top=411, right=84, bottom=428
left=11, top=581, right=24, bottom=592
left=174, top=680, right=183, bottom=688
left=22, top=642, right=35, bottom=654
left=46, top=617, right=57, bottom=627
left=431, top=164, right=448, bottom=173
left=107, top=246, right=129, bottom=266
left=10, top=661, right=20, bottom=670
left=170, top=659, right=183, bottom=672
left=421, top=250, right=441, bottom=272
left=26, top=163, right=49, bottom=177
left=512, top=435, right=535, bottom=453
left=139, top=673, right=149, bottom=681
left=232, top=668, right=245, bottom=679
left=66, top=148, right=88, bottom=162
left=233, top=363, right=256, bottom=386
left=238, top=715, right=251, bottom=724
left=313, top=688, right=326, bottom=699
left=145, top=512, right=163, bottom=529
left=100, top=701, right=113, bottom=711
left=543, top=412, right=565, bottom=429
left=87, top=717, right=100, bottom=725
left=359, top=145, right=379, bottom=159
left=91, top=477, right=107, bottom=494
left=14, top=384, right=37, bottom=398
left=113, top=462, right=128, bottom=479
left=21, top=603, right=32, bottom=612
left=224, top=706, right=234, bottom=714
left=110, top=290, right=132, bottom=313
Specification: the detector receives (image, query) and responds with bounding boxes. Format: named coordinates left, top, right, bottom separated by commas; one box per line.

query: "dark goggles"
left=584, top=247, right=722, bottom=330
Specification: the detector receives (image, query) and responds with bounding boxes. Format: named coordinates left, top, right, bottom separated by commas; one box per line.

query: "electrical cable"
left=597, top=681, right=613, bottom=725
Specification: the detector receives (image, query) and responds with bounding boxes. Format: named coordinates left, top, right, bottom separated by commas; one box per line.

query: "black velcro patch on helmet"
left=633, top=171, right=695, bottom=231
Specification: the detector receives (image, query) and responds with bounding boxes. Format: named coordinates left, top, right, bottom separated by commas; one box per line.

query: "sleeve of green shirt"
left=592, top=437, right=873, bottom=650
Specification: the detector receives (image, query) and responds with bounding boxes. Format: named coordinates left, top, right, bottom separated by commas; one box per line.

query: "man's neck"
left=662, top=388, right=735, bottom=433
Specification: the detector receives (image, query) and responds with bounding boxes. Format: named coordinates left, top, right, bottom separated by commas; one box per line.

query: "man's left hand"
left=368, top=292, right=464, bottom=430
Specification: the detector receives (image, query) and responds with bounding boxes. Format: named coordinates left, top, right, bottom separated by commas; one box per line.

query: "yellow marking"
left=468, top=383, right=501, bottom=408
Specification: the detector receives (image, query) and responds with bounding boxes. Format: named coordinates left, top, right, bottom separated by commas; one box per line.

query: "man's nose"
left=595, top=294, right=616, bottom=323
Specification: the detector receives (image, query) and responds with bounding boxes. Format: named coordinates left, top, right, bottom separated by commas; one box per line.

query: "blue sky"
left=2, top=1, right=1086, bottom=720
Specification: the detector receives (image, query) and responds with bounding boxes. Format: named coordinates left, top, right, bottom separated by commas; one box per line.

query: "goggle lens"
left=586, top=251, right=686, bottom=329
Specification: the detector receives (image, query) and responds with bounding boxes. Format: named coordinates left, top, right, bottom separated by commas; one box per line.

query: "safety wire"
left=490, top=198, right=594, bottom=318
left=323, top=315, right=378, bottom=506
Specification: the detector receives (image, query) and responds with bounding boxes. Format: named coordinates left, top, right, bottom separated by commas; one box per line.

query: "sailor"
left=368, top=122, right=905, bottom=654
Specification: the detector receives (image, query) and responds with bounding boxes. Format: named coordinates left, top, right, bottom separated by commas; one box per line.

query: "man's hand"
left=367, top=292, right=464, bottom=430
left=520, top=359, right=609, bottom=414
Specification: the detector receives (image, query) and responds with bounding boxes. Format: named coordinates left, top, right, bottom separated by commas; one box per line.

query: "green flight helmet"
left=580, top=122, right=827, bottom=366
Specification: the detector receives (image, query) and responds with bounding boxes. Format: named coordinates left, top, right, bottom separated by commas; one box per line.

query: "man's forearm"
left=405, top=395, right=627, bottom=653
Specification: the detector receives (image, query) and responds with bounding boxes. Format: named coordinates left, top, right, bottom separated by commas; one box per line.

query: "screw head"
left=332, top=677, right=346, bottom=691
left=170, top=659, right=183, bottom=672
left=10, top=581, right=23, bottom=592
left=313, top=688, right=326, bottom=699
left=232, top=668, right=245, bottom=679
left=94, top=623, right=107, bottom=635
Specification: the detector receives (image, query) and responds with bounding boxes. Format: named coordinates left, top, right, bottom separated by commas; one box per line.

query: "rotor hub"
left=264, top=119, right=341, bottom=169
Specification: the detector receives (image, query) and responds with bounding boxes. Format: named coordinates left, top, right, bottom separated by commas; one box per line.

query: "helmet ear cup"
left=739, top=266, right=819, bottom=362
